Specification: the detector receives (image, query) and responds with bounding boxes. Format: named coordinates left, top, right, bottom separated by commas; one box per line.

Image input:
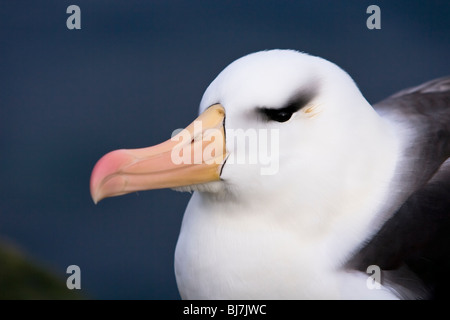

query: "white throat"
left=174, top=113, right=400, bottom=299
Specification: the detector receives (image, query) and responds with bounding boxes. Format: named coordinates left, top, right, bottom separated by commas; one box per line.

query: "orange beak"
left=90, top=104, right=226, bottom=204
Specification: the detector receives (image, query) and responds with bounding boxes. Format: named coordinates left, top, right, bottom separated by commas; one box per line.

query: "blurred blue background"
left=0, top=0, right=449, bottom=299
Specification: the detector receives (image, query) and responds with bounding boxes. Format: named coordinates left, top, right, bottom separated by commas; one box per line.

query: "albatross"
left=89, top=49, right=450, bottom=299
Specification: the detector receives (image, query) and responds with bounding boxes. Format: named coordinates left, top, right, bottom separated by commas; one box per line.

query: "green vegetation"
left=0, top=242, right=82, bottom=300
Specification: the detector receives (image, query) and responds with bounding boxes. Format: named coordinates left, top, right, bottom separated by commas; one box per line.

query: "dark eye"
left=260, top=108, right=294, bottom=122
left=257, top=89, right=316, bottom=123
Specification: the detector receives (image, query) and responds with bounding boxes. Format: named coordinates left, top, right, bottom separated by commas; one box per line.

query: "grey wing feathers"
left=348, top=76, right=450, bottom=299
left=390, top=76, right=450, bottom=97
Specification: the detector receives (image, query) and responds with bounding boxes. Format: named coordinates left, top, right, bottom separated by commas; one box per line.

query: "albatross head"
left=90, top=49, right=396, bottom=220
left=90, top=49, right=403, bottom=299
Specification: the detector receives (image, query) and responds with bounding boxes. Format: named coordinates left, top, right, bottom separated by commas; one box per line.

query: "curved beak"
left=90, top=104, right=226, bottom=204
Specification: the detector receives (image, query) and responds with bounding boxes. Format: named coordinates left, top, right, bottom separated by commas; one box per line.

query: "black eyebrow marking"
left=257, top=86, right=317, bottom=122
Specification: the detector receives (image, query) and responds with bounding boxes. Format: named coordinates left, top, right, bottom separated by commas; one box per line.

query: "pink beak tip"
left=90, top=149, right=133, bottom=203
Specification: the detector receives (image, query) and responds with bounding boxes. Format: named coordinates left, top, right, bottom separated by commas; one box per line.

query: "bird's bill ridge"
left=90, top=104, right=226, bottom=203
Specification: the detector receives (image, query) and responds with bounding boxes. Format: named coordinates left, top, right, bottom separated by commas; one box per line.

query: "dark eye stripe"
left=258, top=90, right=316, bottom=123
left=260, top=107, right=295, bottom=122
